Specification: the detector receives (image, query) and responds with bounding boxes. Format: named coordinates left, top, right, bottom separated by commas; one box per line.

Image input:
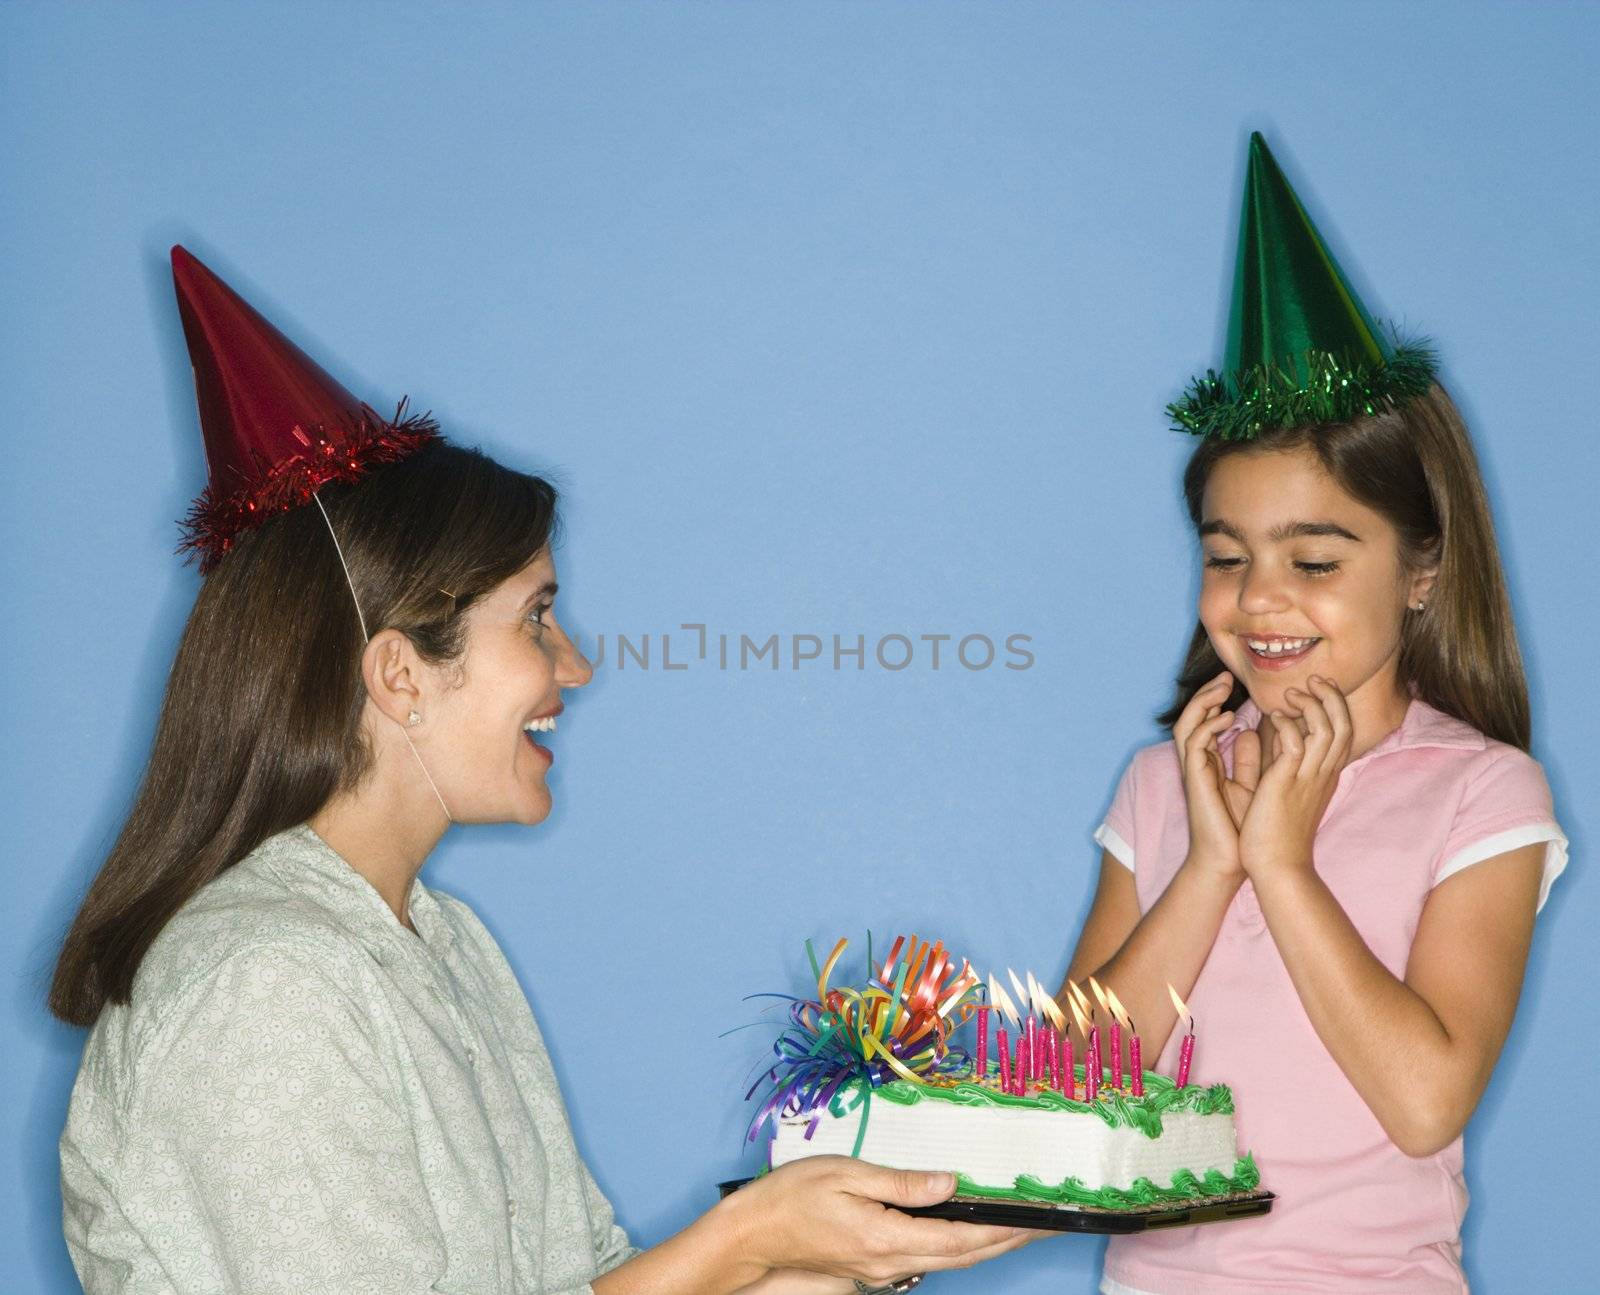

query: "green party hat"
left=1167, top=132, right=1436, bottom=440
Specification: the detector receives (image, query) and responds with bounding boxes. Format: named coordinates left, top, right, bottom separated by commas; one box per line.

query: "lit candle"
left=1044, top=1030, right=1057, bottom=1088
left=1061, top=1036, right=1075, bottom=1099
left=1016, top=1033, right=1029, bottom=1094
left=1085, top=1041, right=1100, bottom=1102
left=1026, top=1016, right=1038, bottom=1080
left=1105, top=985, right=1134, bottom=1091
left=997, top=1027, right=1011, bottom=1092
left=1168, top=983, right=1196, bottom=1089
left=1064, top=989, right=1091, bottom=1104
left=975, top=1005, right=989, bottom=1080
left=1084, top=978, right=1106, bottom=1093
left=1130, top=1029, right=1143, bottom=1097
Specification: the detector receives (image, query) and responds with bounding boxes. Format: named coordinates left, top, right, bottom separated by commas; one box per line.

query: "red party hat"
left=170, top=244, right=439, bottom=571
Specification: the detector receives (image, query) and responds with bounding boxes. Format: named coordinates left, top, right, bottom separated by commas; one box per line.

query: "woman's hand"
left=726, top=1156, right=1037, bottom=1290
left=1236, top=675, right=1352, bottom=882
left=1172, top=670, right=1261, bottom=884
left=732, top=1269, right=858, bottom=1293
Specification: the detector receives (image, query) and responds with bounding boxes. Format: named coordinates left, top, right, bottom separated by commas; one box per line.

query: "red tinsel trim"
left=175, top=398, right=441, bottom=574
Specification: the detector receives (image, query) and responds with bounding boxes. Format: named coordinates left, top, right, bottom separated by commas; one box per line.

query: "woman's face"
left=1197, top=444, right=1431, bottom=729
left=422, top=547, right=592, bottom=826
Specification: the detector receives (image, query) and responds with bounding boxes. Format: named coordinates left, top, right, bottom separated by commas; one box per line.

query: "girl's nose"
left=1237, top=565, right=1291, bottom=613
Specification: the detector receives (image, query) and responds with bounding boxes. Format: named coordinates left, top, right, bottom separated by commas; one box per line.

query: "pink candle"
left=1085, top=1043, right=1100, bottom=1102
left=1044, top=1031, right=1057, bottom=1087
left=1025, top=1017, right=1037, bottom=1080
left=1130, top=1034, right=1143, bottom=1097
left=1014, top=1033, right=1028, bottom=1095
left=997, top=1028, right=1011, bottom=1092
left=1177, top=1032, right=1195, bottom=1088
left=1110, top=1021, right=1123, bottom=1089
left=1060, top=1037, right=1074, bottom=1099
left=975, top=1007, right=989, bottom=1080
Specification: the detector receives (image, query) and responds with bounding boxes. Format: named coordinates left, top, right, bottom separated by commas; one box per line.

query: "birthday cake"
left=747, top=937, right=1259, bottom=1211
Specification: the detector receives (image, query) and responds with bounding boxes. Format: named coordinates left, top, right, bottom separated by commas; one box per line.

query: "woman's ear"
left=361, top=628, right=423, bottom=726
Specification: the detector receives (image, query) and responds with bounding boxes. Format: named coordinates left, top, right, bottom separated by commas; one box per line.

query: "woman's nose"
left=557, top=632, right=594, bottom=689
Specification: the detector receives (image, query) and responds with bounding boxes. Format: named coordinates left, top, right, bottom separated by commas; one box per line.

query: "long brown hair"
left=1155, top=382, right=1532, bottom=750
left=49, top=439, right=558, bottom=1027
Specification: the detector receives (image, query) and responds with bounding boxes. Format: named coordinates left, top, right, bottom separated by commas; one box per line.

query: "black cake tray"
left=717, top=1178, right=1274, bottom=1235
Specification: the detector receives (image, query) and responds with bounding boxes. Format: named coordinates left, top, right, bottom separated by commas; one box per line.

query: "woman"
left=51, top=246, right=1035, bottom=1294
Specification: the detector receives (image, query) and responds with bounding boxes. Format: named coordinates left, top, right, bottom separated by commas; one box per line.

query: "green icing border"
left=955, top=1151, right=1260, bottom=1208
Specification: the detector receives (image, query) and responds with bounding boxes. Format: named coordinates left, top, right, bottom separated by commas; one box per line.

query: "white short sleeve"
left=1094, top=755, right=1138, bottom=873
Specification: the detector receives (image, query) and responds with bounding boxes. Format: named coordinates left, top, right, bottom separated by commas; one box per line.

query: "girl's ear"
left=361, top=628, right=423, bottom=726
left=1408, top=567, right=1439, bottom=610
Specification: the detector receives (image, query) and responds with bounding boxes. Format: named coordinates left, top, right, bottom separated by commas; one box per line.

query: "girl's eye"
left=1203, top=556, right=1340, bottom=577
left=527, top=603, right=553, bottom=629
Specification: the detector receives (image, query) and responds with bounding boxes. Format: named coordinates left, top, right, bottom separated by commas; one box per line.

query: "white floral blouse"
left=60, top=822, right=639, bottom=1293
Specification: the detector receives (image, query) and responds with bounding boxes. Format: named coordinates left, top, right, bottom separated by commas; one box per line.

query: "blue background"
left=4, top=3, right=1595, bottom=1290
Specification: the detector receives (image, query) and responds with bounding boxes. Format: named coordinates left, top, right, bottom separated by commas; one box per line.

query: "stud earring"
left=407, top=710, right=422, bottom=726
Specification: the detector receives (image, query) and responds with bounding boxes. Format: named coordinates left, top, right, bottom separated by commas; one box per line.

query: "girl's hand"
left=1237, top=675, right=1353, bottom=881
left=729, top=1156, right=1036, bottom=1289
left=1172, top=670, right=1261, bottom=883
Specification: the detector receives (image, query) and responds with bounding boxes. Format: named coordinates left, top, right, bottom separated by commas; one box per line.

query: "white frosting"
left=771, top=1091, right=1238, bottom=1195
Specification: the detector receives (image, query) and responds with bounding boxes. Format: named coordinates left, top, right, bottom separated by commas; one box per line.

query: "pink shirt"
left=1093, top=694, right=1567, bottom=1295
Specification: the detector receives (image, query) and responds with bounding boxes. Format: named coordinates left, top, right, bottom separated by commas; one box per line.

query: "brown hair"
left=49, top=439, right=558, bottom=1026
left=1155, top=382, right=1532, bottom=750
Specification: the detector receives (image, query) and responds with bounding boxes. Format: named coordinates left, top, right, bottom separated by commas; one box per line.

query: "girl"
left=51, top=246, right=1035, bottom=1295
left=1059, top=135, right=1568, bottom=1293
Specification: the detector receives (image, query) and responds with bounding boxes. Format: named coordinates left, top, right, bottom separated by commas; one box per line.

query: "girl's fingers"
left=1268, top=711, right=1304, bottom=767
left=1308, top=675, right=1354, bottom=766
left=1231, top=727, right=1261, bottom=790
left=1173, top=671, right=1233, bottom=757
left=1286, top=687, right=1333, bottom=772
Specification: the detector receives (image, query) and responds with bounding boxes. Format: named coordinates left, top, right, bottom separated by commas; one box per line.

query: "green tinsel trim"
left=1167, top=336, right=1438, bottom=442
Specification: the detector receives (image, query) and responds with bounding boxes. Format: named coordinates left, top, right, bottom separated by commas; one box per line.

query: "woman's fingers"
left=848, top=1165, right=957, bottom=1209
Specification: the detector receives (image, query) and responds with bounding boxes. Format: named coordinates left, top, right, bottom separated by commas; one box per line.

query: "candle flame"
left=1039, top=991, right=1066, bottom=1032
left=1105, top=984, right=1132, bottom=1031
left=988, top=974, right=1022, bottom=1027
left=1167, top=982, right=1194, bottom=1030
left=1006, top=967, right=1030, bottom=1016
left=1087, top=975, right=1110, bottom=1017
left=1066, top=979, right=1091, bottom=1015
left=1066, top=992, right=1090, bottom=1040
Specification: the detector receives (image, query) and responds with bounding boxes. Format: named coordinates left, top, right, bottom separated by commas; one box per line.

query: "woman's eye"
left=527, top=603, right=553, bottom=629
left=1203, top=556, right=1244, bottom=571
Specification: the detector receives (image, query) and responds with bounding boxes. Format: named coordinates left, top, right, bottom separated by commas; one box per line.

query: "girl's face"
left=423, top=547, right=592, bottom=826
left=1197, top=444, right=1432, bottom=728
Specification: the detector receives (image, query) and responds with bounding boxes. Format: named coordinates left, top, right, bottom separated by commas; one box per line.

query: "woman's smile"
left=521, top=702, right=562, bottom=765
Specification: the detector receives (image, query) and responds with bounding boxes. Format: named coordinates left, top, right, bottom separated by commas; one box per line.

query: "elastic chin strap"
left=312, top=489, right=454, bottom=824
